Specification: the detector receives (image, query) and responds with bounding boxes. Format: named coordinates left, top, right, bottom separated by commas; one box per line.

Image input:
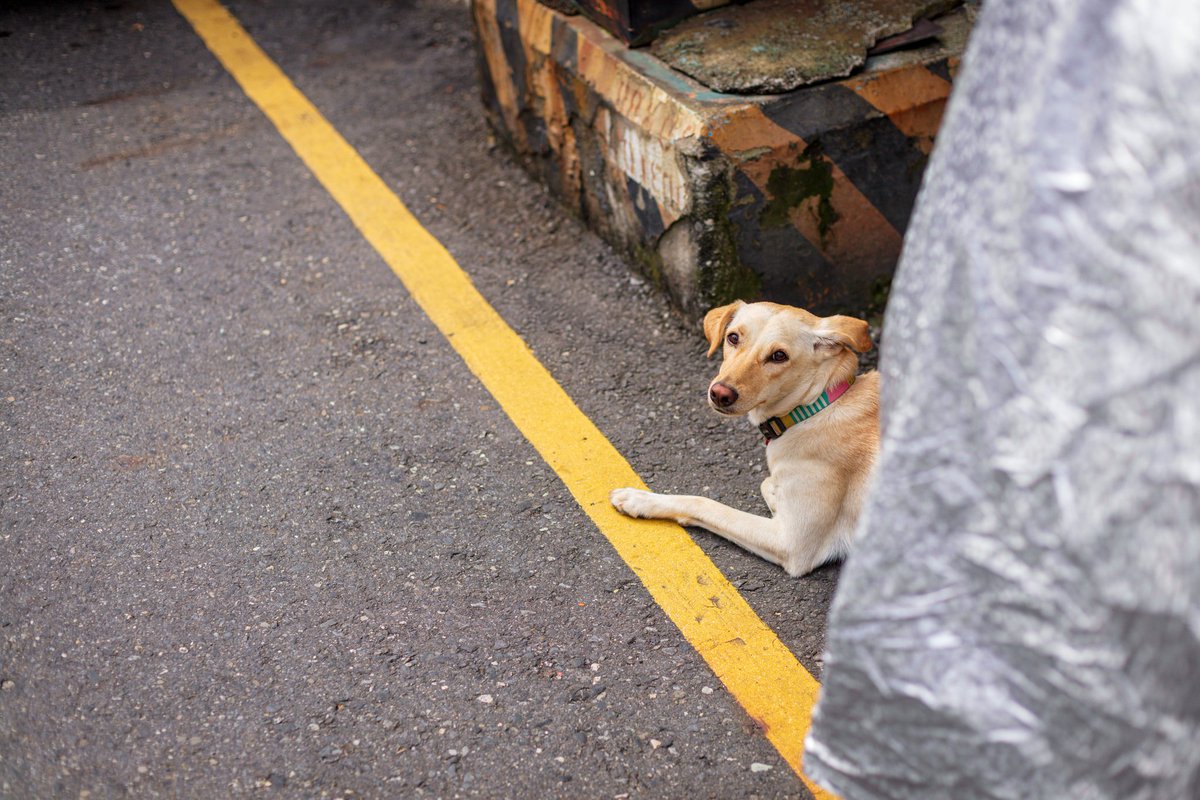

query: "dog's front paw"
left=610, top=487, right=658, bottom=519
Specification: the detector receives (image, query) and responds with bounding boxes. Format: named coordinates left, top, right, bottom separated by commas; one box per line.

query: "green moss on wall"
left=633, top=241, right=666, bottom=290
left=700, top=214, right=760, bottom=305
left=692, top=149, right=760, bottom=309
left=760, top=141, right=839, bottom=242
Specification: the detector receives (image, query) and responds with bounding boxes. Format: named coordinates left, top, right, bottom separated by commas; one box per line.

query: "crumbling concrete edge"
left=472, top=0, right=964, bottom=321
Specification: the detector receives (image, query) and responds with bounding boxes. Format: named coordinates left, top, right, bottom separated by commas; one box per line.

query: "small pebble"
left=476, top=694, right=494, bottom=704
left=750, top=762, right=773, bottom=773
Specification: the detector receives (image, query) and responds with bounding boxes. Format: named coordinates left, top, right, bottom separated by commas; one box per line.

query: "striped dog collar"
left=759, top=376, right=855, bottom=443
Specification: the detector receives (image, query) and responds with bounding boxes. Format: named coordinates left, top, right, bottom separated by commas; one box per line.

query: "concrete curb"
left=473, top=0, right=973, bottom=318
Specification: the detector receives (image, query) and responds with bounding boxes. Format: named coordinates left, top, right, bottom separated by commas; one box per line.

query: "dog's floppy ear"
left=816, top=314, right=872, bottom=354
left=703, top=301, right=744, bottom=357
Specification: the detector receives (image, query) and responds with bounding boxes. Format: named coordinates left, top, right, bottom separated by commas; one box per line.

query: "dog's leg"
left=610, top=488, right=789, bottom=570
left=760, top=476, right=780, bottom=515
left=779, top=533, right=841, bottom=578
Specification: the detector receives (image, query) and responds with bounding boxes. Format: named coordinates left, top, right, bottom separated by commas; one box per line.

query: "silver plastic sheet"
left=804, top=1, right=1200, bottom=798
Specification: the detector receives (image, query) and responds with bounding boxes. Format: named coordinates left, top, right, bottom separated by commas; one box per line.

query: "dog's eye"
left=769, top=350, right=789, bottom=363
left=726, top=332, right=739, bottom=346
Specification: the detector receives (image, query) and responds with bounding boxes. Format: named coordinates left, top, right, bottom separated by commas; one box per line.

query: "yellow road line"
left=171, top=1, right=832, bottom=794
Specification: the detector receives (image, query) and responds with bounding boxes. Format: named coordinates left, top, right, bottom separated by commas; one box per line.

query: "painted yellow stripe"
left=171, top=1, right=833, bottom=795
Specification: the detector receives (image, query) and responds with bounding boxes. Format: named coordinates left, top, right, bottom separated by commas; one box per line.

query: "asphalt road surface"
left=1, top=1, right=841, bottom=797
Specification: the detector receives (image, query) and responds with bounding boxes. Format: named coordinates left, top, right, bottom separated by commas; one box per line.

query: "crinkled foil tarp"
left=804, top=1, right=1200, bottom=798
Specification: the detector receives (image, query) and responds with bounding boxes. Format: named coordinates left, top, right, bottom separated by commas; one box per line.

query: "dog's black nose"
left=709, top=382, right=738, bottom=407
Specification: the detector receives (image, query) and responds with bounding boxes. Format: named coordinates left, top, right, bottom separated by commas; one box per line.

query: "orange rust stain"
left=584, top=0, right=622, bottom=32
left=111, top=453, right=157, bottom=471
left=81, top=123, right=244, bottom=169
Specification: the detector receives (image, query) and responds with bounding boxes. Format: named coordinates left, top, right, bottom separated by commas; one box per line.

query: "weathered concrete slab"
left=652, top=0, right=958, bottom=94
left=473, top=0, right=974, bottom=318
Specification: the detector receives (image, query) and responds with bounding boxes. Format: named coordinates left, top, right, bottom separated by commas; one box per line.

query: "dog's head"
left=702, top=301, right=871, bottom=420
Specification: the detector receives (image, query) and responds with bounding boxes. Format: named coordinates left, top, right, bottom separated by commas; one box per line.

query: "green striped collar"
left=759, top=376, right=855, bottom=443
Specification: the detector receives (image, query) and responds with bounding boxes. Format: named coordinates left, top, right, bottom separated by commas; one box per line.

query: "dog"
left=610, top=300, right=879, bottom=577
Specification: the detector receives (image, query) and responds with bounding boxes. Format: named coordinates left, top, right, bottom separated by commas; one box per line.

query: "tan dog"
left=610, top=301, right=879, bottom=577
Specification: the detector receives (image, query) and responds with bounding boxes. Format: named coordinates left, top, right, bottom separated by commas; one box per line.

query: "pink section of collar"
left=760, top=376, right=855, bottom=444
